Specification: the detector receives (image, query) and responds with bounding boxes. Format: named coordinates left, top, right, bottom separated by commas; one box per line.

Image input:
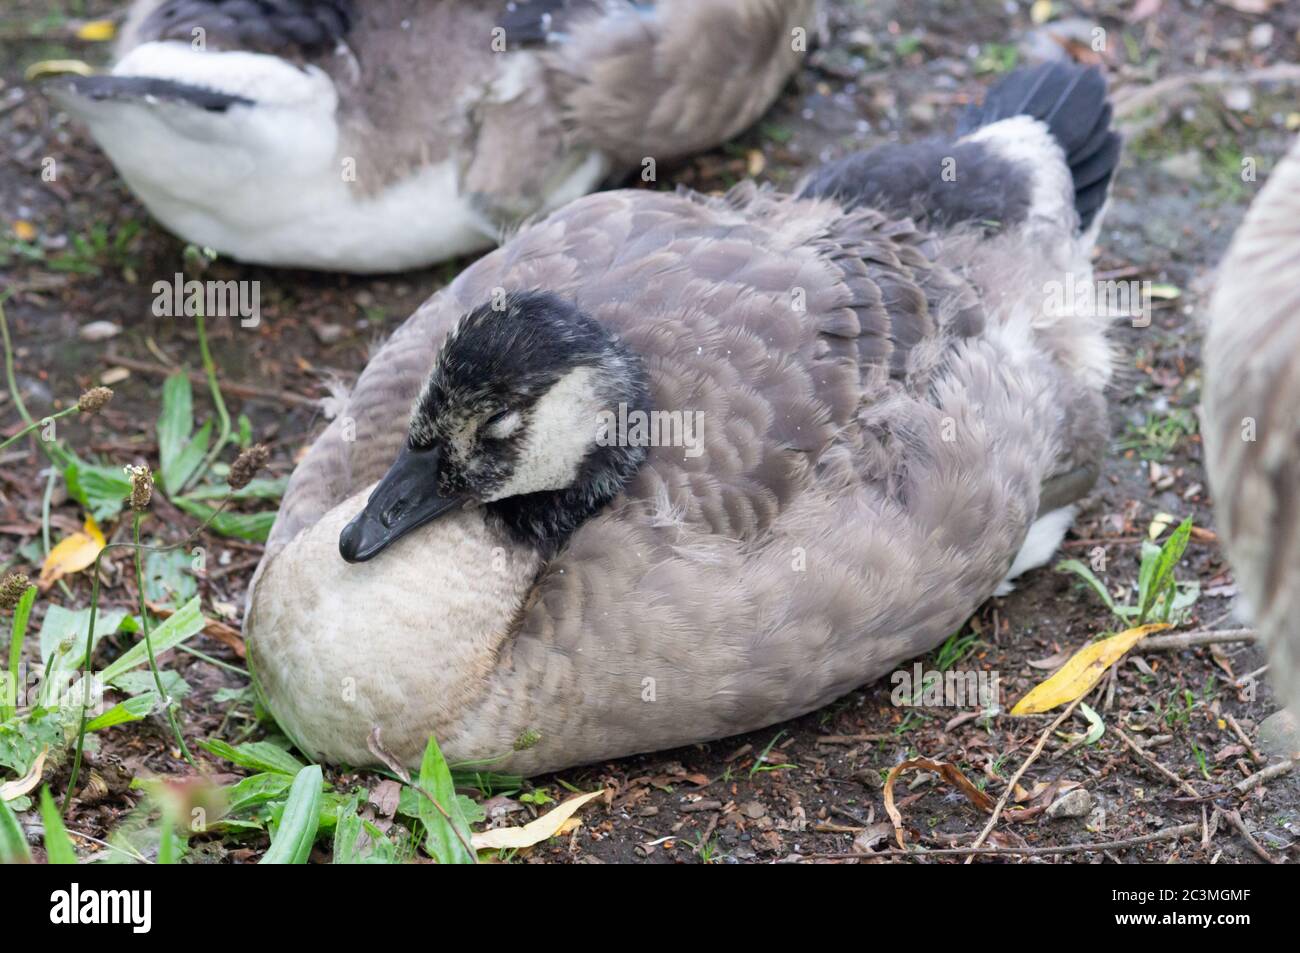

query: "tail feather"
left=959, top=61, right=1121, bottom=232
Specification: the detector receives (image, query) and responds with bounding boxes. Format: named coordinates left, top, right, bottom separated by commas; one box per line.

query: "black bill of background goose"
left=1202, top=135, right=1300, bottom=715
left=245, top=62, right=1123, bottom=775
left=42, top=0, right=815, bottom=273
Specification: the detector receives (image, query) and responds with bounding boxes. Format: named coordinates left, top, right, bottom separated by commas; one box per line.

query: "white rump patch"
left=964, top=115, right=1075, bottom=234
left=996, top=505, right=1076, bottom=596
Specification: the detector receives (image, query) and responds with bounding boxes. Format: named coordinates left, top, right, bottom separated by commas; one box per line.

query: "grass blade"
left=98, top=595, right=204, bottom=684
left=259, top=764, right=322, bottom=864
left=198, top=738, right=305, bottom=776
left=39, top=786, right=77, bottom=864
left=3, top=583, right=36, bottom=721
left=1138, top=517, right=1193, bottom=624
left=416, top=736, right=475, bottom=864
left=0, top=794, right=32, bottom=863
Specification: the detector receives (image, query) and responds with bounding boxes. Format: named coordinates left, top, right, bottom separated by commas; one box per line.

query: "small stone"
left=742, top=800, right=767, bottom=819
left=1258, top=709, right=1300, bottom=762
left=1159, top=150, right=1204, bottom=182
left=78, top=320, right=121, bottom=342
left=313, top=322, right=346, bottom=345
left=907, top=99, right=937, bottom=126
left=1047, top=787, right=1093, bottom=819
left=1249, top=23, right=1274, bottom=49
left=1222, top=86, right=1254, bottom=113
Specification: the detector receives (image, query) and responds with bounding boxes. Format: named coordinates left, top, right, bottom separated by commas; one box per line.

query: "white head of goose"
left=1202, top=135, right=1300, bottom=714
left=246, top=62, right=1122, bottom=774
left=42, top=0, right=815, bottom=273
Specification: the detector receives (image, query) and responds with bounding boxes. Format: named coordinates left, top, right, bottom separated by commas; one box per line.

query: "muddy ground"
left=1, top=0, right=1298, bottom=863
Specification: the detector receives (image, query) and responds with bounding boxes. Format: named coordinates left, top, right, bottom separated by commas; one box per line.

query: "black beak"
left=339, top=446, right=465, bottom=563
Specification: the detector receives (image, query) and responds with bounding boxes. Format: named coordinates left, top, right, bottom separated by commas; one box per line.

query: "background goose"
left=1202, top=135, right=1300, bottom=715
left=44, top=0, right=815, bottom=272
left=245, top=62, right=1122, bottom=775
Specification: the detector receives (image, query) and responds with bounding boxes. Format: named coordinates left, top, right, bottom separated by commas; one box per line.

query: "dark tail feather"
left=958, top=61, right=1121, bottom=232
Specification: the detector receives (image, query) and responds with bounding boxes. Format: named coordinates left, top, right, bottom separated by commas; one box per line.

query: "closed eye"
left=484, top=409, right=522, bottom=440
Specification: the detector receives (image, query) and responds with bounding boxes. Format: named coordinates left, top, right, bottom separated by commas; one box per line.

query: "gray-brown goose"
left=1203, top=135, right=1300, bottom=714
left=246, top=62, right=1122, bottom=774
left=45, top=0, right=814, bottom=272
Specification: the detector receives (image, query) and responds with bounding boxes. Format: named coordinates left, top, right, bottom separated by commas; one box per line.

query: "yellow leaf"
left=470, top=790, right=602, bottom=851
left=23, top=59, right=94, bottom=82
left=1011, top=624, right=1169, bottom=715
left=75, top=19, right=117, bottom=42
left=38, top=516, right=106, bottom=590
left=0, top=747, right=47, bottom=802
left=1030, top=0, right=1054, bottom=24
left=1148, top=512, right=1175, bottom=540
left=12, top=220, right=36, bottom=242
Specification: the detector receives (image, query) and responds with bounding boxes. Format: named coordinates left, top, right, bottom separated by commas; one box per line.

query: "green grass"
left=1116, top=408, right=1198, bottom=461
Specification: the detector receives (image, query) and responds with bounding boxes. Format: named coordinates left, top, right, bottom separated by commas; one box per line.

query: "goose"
left=1202, top=135, right=1300, bottom=714
left=44, top=0, right=815, bottom=273
left=245, top=61, right=1122, bottom=774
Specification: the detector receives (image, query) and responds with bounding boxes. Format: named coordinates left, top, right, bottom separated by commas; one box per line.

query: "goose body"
left=246, top=63, right=1121, bottom=774
left=47, top=0, right=814, bottom=272
left=1203, top=136, right=1300, bottom=714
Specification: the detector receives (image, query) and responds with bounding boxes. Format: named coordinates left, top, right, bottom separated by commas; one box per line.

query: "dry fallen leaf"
left=1011, top=624, right=1169, bottom=715
left=11, top=220, right=36, bottom=242
left=38, top=516, right=106, bottom=590
left=0, top=747, right=48, bottom=802
left=883, top=758, right=995, bottom=849
left=470, top=790, right=602, bottom=851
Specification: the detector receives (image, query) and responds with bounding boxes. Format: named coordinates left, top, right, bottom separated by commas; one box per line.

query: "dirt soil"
left=1, top=0, right=1298, bottom=864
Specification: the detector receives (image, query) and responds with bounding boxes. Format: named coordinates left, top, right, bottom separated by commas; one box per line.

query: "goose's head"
left=339, top=291, right=650, bottom=563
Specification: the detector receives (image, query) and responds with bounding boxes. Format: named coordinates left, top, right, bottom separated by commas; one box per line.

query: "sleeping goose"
left=44, top=0, right=815, bottom=272
left=1202, top=135, right=1300, bottom=714
left=245, top=61, right=1122, bottom=774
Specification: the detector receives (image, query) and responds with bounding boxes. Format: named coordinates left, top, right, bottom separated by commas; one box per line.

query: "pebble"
left=1222, top=86, right=1254, bottom=113
left=1249, top=23, right=1274, bottom=50
left=1047, top=788, right=1094, bottom=819
left=78, top=320, right=121, bottom=342
left=1159, top=150, right=1204, bottom=182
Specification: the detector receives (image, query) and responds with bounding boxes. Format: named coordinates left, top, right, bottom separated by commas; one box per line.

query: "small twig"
left=1140, top=629, right=1256, bottom=651
left=133, top=513, right=195, bottom=767
left=1218, top=808, right=1278, bottom=864
left=1233, top=758, right=1297, bottom=795
left=966, top=697, right=1082, bottom=861
left=1224, top=713, right=1265, bottom=765
left=1114, top=725, right=1200, bottom=798
left=1114, top=64, right=1300, bottom=120
left=801, top=822, right=1199, bottom=861
left=102, top=354, right=319, bottom=408
left=815, top=733, right=892, bottom=745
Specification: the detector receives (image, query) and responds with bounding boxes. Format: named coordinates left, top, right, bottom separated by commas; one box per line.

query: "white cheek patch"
left=484, top=366, right=602, bottom=501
